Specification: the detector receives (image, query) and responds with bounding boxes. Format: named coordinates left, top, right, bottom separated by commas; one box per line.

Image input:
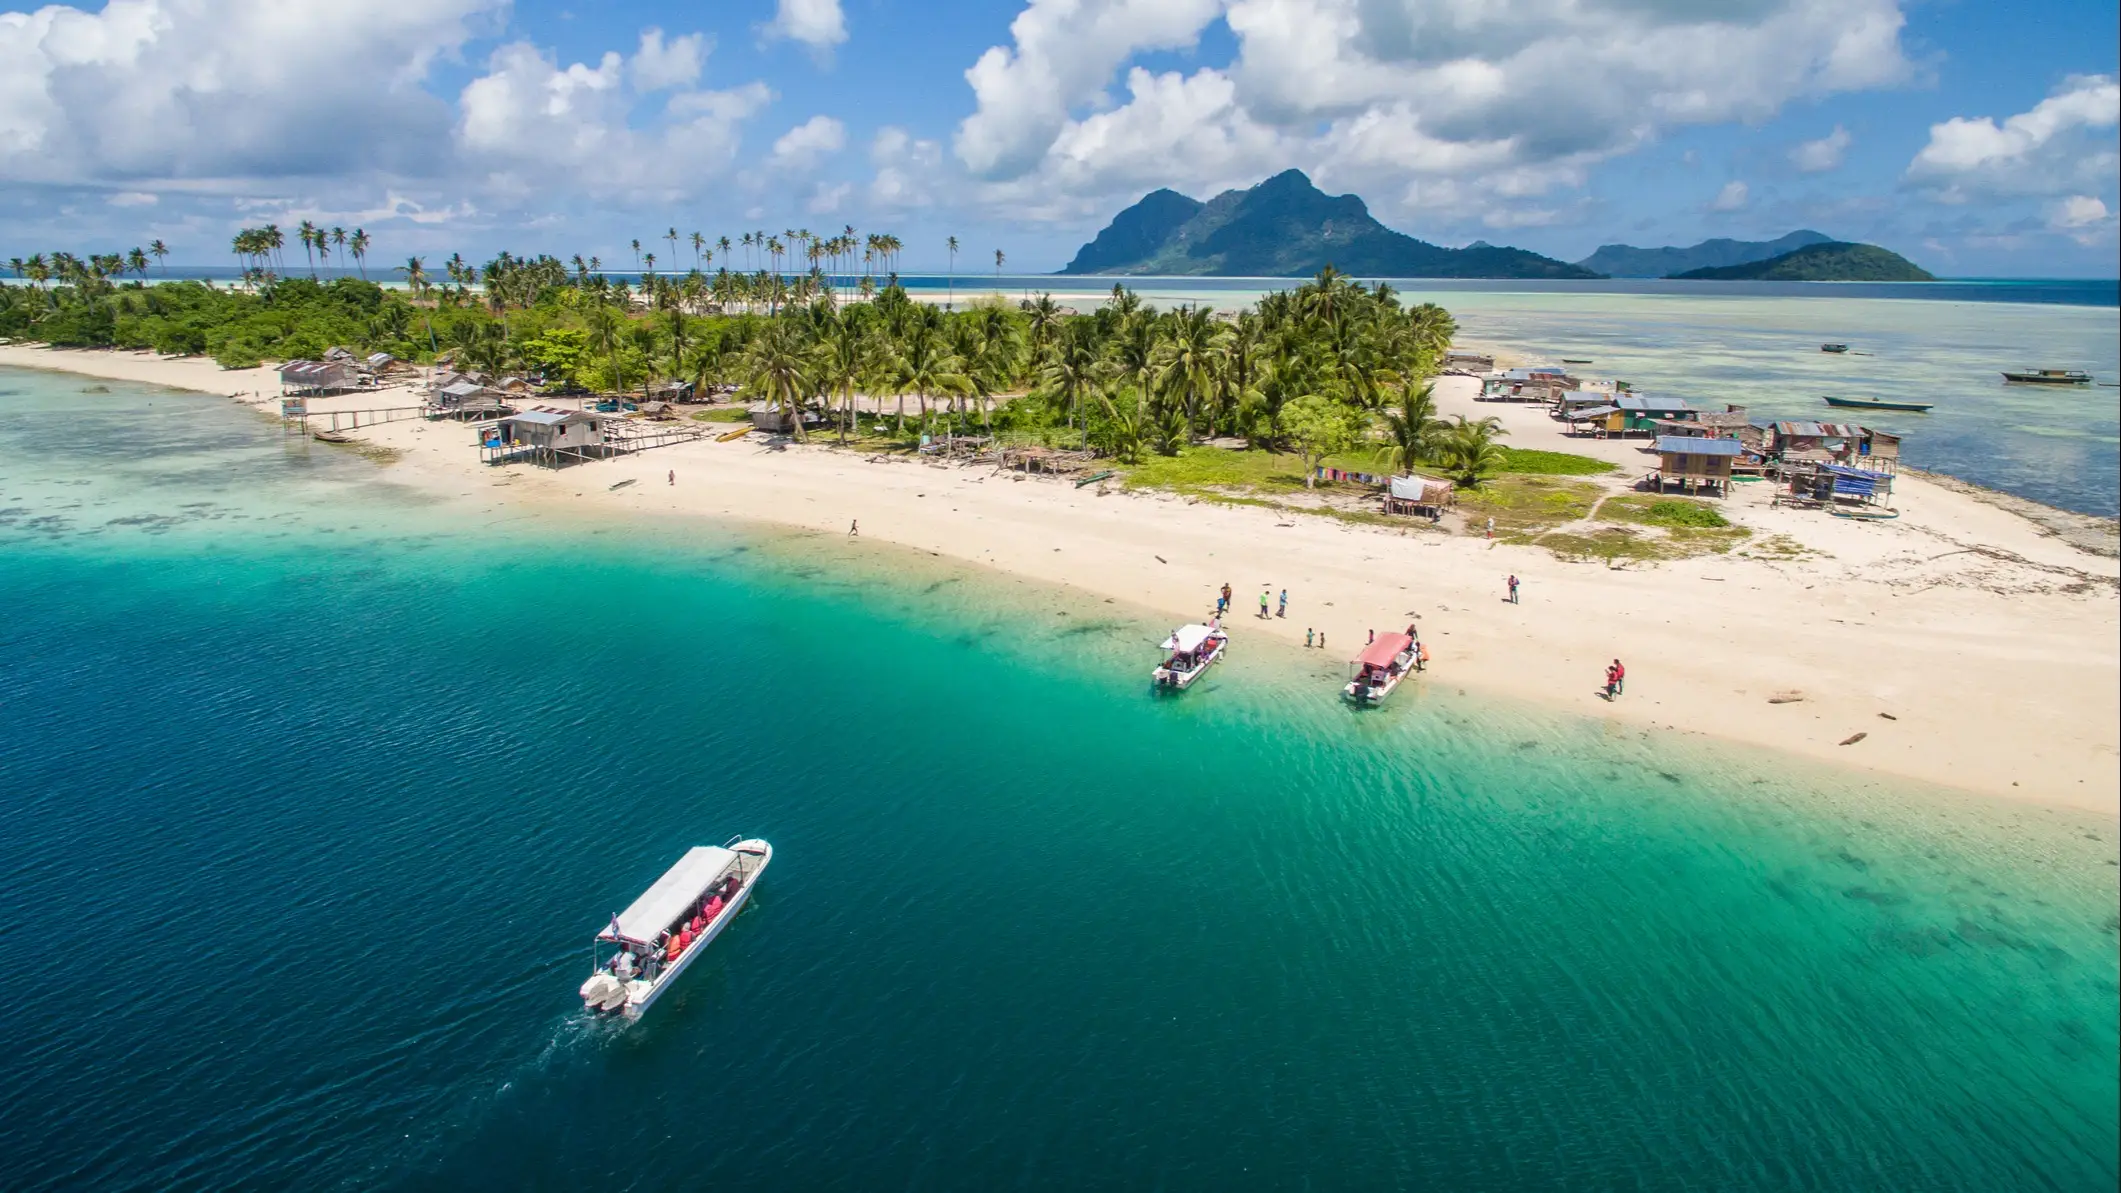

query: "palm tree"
left=297, top=220, right=320, bottom=277
left=1040, top=320, right=1099, bottom=447
left=690, top=231, right=705, bottom=270
left=740, top=319, right=816, bottom=441
left=812, top=312, right=868, bottom=442
left=349, top=229, right=370, bottom=279
left=331, top=227, right=348, bottom=275
left=126, top=247, right=149, bottom=277
left=397, top=256, right=428, bottom=300
left=946, top=235, right=959, bottom=309
left=1151, top=304, right=1227, bottom=435
left=1380, top=382, right=1442, bottom=475
left=1436, top=414, right=1509, bottom=488
left=148, top=240, right=168, bottom=275
left=993, top=248, right=1005, bottom=290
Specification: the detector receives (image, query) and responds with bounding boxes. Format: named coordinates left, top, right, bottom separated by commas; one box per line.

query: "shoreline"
left=4, top=343, right=2117, bottom=815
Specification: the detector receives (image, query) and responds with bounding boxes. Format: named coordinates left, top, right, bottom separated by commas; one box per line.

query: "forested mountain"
left=1060, top=171, right=1596, bottom=279
left=1670, top=242, right=1936, bottom=281
left=1575, top=231, right=1835, bottom=278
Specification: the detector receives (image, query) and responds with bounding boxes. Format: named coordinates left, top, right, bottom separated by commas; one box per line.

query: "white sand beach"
left=6, top=343, right=2117, bottom=814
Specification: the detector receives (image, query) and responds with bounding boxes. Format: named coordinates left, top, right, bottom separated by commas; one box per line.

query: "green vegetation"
left=1455, top=477, right=1604, bottom=539
left=1575, top=494, right=1752, bottom=561
left=6, top=234, right=1464, bottom=463
left=1599, top=496, right=1731, bottom=529
left=1495, top=447, right=1615, bottom=475
left=1670, top=242, right=1934, bottom=282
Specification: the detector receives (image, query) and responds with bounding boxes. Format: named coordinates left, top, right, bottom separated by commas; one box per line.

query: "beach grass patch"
left=1454, top=476, right=1603, bottom=540
left=1498, top=447, right=1616, bottom=476
left=692, top=407, right=752, bottom=423
left=1120, top=446, right=1331, bottom=497
left=1599, top=495, right=1732, bottom=529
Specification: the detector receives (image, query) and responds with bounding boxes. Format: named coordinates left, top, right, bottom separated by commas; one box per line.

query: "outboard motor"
left=579, top=972, right=626, bottom=1012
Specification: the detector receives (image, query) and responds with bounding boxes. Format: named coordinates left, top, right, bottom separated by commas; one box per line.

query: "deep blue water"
left=0, top=375, right=2115, bottom=1191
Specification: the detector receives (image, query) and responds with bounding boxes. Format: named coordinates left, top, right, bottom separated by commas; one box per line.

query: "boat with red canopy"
left=1343, top=631, right=1422, bottom=706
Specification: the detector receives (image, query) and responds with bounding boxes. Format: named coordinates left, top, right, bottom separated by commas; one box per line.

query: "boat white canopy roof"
left=1162, top=624, right=1221, bottom=652
left=601, top=846, right=735, bottom=944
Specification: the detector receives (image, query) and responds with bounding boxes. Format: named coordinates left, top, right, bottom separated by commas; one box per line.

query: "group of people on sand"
left=1214, top=582, right=1290, bottom=622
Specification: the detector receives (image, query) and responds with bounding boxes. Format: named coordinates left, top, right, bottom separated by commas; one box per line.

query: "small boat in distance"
left=580, top=837, right=771, bottom=1020
left=2001, top=369, right=2091, bottom=385
left=1343, top=630, right=1423, bottom=707
left=1823, top=396, right=1934, bottom=413
left=1821, top=343, right=1850, bottom=353
left=1562, top=358, right=1594, bottom=364
left=1152, top=622, right=1228, bottom=691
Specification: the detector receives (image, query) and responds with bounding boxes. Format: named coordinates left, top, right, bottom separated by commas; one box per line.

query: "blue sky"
left=1, top=0, right=2115, bottom=276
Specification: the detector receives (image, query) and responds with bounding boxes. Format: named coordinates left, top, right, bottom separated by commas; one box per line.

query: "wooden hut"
left=1384, top=474, right=1455, bottom=517
left=278, top=360, right=362, bottom=395
left=1613, top=393, right=1696, bottom=434
left=483, top=407, right=614, bottom=466
left=1653, top=435, right=1740, bottom=495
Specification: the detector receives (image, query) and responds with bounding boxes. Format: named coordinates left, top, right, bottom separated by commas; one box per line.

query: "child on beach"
left=1306, top=628, right=1314, bottom=648
left=1604, top=663, right=1618, bottom=701
left=1277, top=589, right=1288, bottom=618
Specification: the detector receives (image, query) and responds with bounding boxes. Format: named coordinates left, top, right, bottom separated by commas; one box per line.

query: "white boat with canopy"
left=1152, top=621, right=1228, bottom=690
left=1343, top=631, right=1423, bottom=706
left=579, top=836, right=771, bottom=1019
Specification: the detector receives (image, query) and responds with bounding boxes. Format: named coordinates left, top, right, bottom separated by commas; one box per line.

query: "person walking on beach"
left=1306, top=628, right=1314, bottom=648
left=1507, top=574, right=1519, bottom=604
left=668, top=469, right=675, bottom=486
left=1612, top=659, right=1625, bottom=696
left=1277, top=589, right=1288, bottom=618
left=1486, top=516, right=1495, bottom=540
left=848, top=519, right=859, bottom=537
left=1259, top=590, right=1271, bottom=620
left=1604, top=663, right=1618, bottom=701
left=1218, top=583, right=1232, bottom=616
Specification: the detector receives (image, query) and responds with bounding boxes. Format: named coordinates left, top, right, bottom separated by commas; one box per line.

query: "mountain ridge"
left=1059, top=171, right=1598, bottom=279
left=1670, top=242, right=1936, bottom=282
left=1576, top=231, right=1836, bottom=278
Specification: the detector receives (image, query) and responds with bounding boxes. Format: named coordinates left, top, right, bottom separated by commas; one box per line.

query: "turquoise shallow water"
left=0, top=370, right=2116, bottom=1191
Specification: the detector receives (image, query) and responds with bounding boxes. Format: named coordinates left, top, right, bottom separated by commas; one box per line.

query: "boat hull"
left=2001, top=372, right=2090, bottom=385
left=1822, top=398, right=1933, bottom=412
left=614, top=840, right=771, bottom=1020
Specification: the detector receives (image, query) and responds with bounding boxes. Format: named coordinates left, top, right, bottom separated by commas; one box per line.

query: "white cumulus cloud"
left=1791, top=125, right=1852, bottom=173
left=954, top=0, right=1917, bottom=230
left=1906, top=75, right=2119, bottom=200
left=630, top=28, right=707, bottom=91
left=766, top=0, right=848, bottom=52
left=769, top=115, right=847, bottom=171
left=0, top=0, right=501, bottom=187
left=1710, top=180, right=1750, bottom=211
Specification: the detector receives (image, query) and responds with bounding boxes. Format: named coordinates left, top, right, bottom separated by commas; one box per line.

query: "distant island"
left=1576, top=231, right=1835, bottom=278
left=1670, top=242, right=1936, bottom=282
left=1060, top=170, right=1597, bottom=279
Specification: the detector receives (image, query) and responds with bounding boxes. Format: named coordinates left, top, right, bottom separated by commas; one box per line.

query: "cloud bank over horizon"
left=0, top=0, right=2114, bottom=275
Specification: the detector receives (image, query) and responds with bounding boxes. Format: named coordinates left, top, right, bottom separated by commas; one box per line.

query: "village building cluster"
left=1478, top=363, right=1902, bottom=509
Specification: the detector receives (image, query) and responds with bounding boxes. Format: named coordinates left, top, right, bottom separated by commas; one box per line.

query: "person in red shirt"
left=1612, top=659, right=1625, bottom=696
left=1604, top=663, right=1618, bottom=701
